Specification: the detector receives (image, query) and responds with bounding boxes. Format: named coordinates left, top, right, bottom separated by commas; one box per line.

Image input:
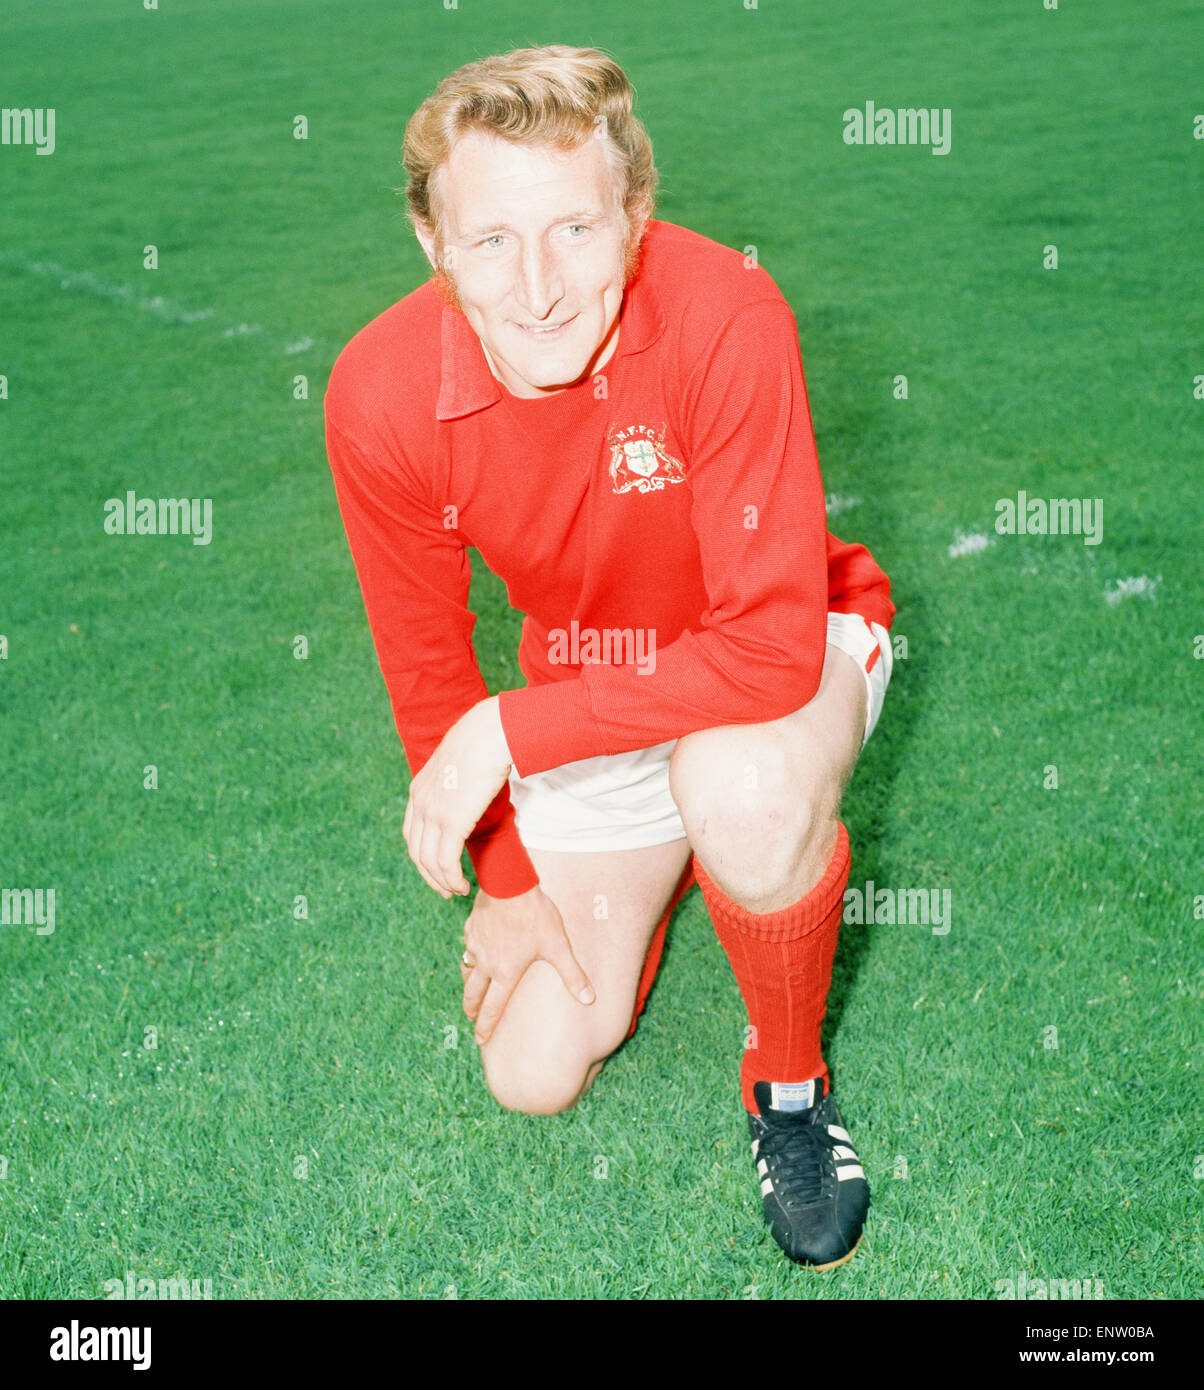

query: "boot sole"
left=803, top=1236, right=862, bottom=1272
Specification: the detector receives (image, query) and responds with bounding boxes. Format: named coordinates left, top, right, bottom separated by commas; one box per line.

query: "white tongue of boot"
left=757, top=1079, right=820, bottom=1114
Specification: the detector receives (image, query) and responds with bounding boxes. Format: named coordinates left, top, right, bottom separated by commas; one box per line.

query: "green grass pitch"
left=1, top=0, right=1201, bottom=1299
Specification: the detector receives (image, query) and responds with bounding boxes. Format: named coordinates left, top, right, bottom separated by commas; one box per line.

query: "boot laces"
left=759, top=1113, right=839, bottom=1205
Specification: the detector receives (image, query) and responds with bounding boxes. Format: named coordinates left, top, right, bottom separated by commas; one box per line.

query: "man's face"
left=418, top=129, right=637, bottom=398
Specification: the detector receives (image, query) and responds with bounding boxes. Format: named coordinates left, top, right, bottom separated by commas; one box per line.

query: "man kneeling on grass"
left=324, top=44, right=895, bottom=1269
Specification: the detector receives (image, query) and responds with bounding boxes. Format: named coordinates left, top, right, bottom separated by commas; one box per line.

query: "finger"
left=417, top=819, right=453, bottom=898
left=473, top=975, right=518, bottom=1046
left=431, top=822, right=471, bottom=896
left=439, top=843, right=472, bottom=897
left=546, top=937, right=596, bottom=1005
left=429, top=822, right=471, bottom=898
left=409, top=849, right=446, bottom=898
left=462, top=918, right=480, bottom=961
left=402, top=805, right=446, bottom=897
left=462, top=963, right=490, bottom=1023
left=401, top=799, right=421, bottom=878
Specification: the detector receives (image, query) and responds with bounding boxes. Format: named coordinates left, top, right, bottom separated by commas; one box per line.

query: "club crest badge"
left=607, top=422, right=686, bottom=494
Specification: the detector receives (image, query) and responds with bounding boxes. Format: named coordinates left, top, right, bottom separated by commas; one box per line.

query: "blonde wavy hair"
left=402, top=44, right=658, bottom=284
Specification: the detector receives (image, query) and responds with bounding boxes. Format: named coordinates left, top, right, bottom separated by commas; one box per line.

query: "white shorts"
left=507, top=611, right=893, bottom=854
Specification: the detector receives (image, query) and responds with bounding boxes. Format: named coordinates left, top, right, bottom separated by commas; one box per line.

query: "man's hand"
left=402, top=697, right=513, bottom=899
left=460, top=884, right=596, bottom=1045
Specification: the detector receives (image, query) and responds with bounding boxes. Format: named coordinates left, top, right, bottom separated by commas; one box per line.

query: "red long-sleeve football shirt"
left=324, top=220, right=894, bottom=899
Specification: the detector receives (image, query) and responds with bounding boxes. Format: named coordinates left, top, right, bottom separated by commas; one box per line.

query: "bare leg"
left=668, top=643, right=868, bottom=913
left=477, top=836, right=692, bottom=1114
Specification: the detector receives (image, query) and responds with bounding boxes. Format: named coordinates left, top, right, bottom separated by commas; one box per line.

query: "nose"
left=515, top=239, right=565, bottom=321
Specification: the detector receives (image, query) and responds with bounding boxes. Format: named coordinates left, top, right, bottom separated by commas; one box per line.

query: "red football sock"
left=693, top=820, right=850, bottom=1112
left=625, top=855, right=696, bottom=1040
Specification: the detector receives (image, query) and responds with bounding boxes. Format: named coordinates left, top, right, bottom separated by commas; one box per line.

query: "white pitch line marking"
left=1104, top=574, right=1160, bottom=606
left=948, top=529, right=991, bottom=558
left=825, top=493, right=861, bottom=517
left=0, top=251, right=319, bottom=356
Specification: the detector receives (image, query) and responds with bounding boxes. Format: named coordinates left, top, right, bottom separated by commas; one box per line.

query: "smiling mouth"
left=514, top=313, right=578, bottom=338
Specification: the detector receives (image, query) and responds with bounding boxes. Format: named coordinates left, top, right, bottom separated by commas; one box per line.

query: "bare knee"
left=705, top=809, right=840, bottom=913
left=670, top=730, right=840, bottom=908
left=480, top=1007, right=630, bottom=1116
left=479, top=1041, right=586, bottom=1114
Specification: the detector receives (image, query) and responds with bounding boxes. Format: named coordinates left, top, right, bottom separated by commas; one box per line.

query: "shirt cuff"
left=497, top=680, right=605, bottom=779
left=465, top=788, right=540, bottom=898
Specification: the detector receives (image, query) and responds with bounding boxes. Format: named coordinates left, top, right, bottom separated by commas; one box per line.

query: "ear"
left=414, top=221, right=440, bottom=272
left=626, top=196, right=652, bottom=248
